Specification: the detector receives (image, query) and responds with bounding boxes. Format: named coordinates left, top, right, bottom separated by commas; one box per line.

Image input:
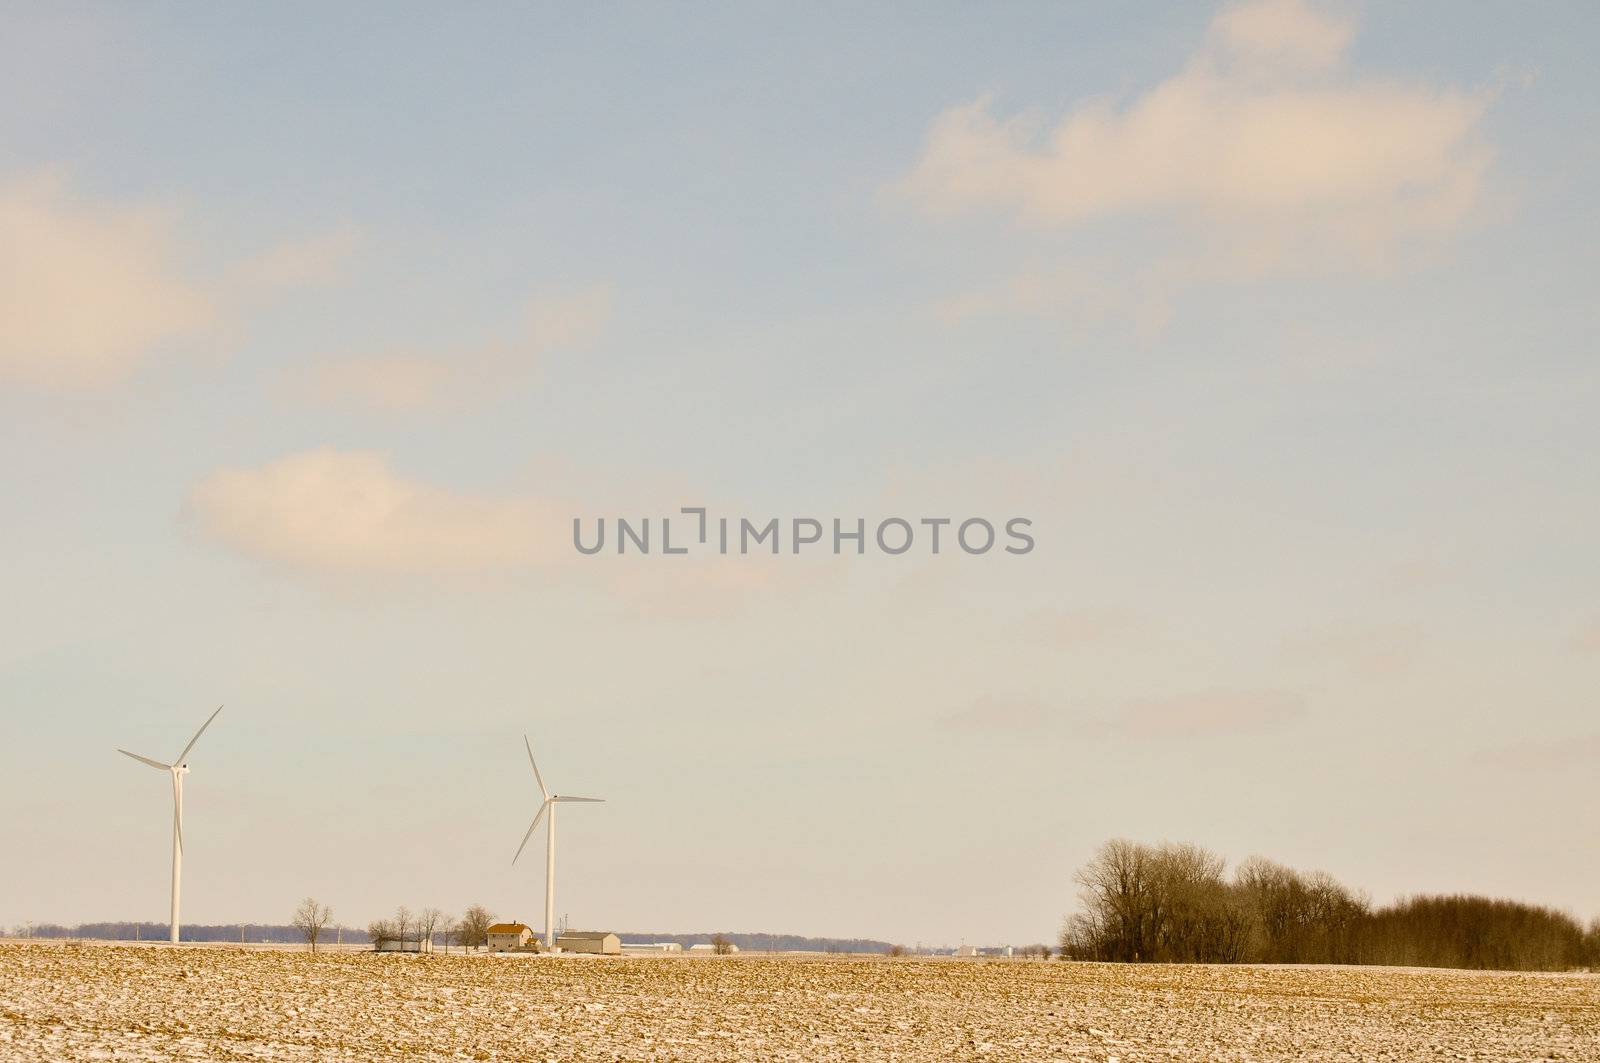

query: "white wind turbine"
left=117, top=705, right=224, bottom=944
left=511, top=735, right=604, bottom=948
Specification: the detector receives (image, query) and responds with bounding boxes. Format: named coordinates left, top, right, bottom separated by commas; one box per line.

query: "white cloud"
left=290, top=284, right=611, bottom=412
left=187, top=451, right=854, bottom=612
left=1210, top=0, right=1352, bottom=75
left=189, top=449, right=555, bottom=576
left=900, top=0, right=1491, bottom=273
left=0, top=171, right=213, bottom=388
left=289, top=353, right=466, bottom=414
left=235, top=222, right=357, bottom=289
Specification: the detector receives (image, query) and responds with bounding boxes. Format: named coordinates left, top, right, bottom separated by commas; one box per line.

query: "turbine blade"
left=118, top=749, right=171, bottom=771
left=174, top=704, right=224, bottom=765
left=553, top=796, right=604, bottom=803
left=511, top=801, right=549, bottom=866
left=524, top=734, right=550, bottom=800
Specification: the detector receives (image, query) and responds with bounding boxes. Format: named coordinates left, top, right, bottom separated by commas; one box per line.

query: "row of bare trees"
left=1062, top=840, right=1263, bottom=963
left=366, top=904, right=496, bottom=952
left=1062, top=840, right=1600, bottom=971
left=1361, top=894, right=1595, bottom=971
left=291, top=900, right=496, bottom=953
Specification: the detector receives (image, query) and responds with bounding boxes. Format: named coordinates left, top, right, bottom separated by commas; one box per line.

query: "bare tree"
left=439, top=915, right=459, bottom=955
left=1064, top=839, right=1246, bottom=962
left=367, top=920, right=394, bottom=949
left=393, top=906, right=412, bottom=949
left=291, top=898, right=333, bottom=953
left=710, top=933, right=734, bottom=955
left=419, top=908, right=443, bottom=954
left=1067, top=838, right=1158, bottom=961
left=457, top=905, right=493, bottom=951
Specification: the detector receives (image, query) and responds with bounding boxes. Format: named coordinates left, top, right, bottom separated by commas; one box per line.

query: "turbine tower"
left=511, top=735, right=604, bottom=948
left=117, top=705, right=224, bottom=944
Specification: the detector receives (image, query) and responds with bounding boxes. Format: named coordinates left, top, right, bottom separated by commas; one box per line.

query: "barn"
left=556, top=930, right=621, bottom=955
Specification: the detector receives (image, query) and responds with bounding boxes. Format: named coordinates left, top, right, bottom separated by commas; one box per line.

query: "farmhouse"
left=557, top=930, right=621, bottom=955
left=486, top=923, right=534, bottom=952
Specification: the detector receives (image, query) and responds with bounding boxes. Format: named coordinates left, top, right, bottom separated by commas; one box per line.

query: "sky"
left=2, top=0, right=1598, bottom=947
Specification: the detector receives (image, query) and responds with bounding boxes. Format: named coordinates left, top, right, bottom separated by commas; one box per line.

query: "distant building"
left=486, top=923, right=534, bottom=952
left=953, top=944, right=1013, bottom=958
left=689, top=942, right=740, bottom=954
left=557, top=931, right=621, bottom=955
left=620, top=941, right=683, bottom=953
left=375, top=938, right=433, bottom=954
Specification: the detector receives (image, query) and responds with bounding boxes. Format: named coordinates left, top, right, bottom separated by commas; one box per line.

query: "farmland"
left=1, top=941, right=1596, bottom=1061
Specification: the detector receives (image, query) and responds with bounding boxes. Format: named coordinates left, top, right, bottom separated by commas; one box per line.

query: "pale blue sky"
left=2, top=1, right=1598, bottom=945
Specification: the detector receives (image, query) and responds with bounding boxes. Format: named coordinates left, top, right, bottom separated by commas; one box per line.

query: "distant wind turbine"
left=512, top=735, right=604, bottom=948
left=117, top=705, right=224, bottom=944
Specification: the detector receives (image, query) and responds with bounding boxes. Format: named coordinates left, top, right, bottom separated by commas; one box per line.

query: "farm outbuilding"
left=486, top=923, right=534, bottom=952
left=557, top=931, right=621, bottom=955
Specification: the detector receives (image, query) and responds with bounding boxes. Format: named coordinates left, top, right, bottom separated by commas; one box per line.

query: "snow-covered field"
left=2, top=941, right=1595, bottom=1061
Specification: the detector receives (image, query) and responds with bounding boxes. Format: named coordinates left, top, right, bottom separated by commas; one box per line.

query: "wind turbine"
left=117, top=705, right=224, bottom=944
left=511, top=735, right=604, bottom=948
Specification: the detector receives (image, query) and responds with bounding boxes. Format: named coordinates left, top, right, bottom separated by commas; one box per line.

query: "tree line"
left=14, top=903, right=503, bottom=953
left=11, top=922, right=315, bottom=944
left=362, top=904, right=496, bottom=952
left=1061, top=839, right=1600, bottom=971
left=10, top=917, right=914, bottom=955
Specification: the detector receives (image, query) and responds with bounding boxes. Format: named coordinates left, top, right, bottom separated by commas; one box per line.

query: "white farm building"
left=557, top=931, right=621, bottom=955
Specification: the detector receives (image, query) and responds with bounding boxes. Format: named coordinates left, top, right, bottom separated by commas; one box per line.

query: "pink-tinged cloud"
left=1476, top=734, right=1600, bottom=773
left=0, top=171, right=213, bottom=389
left=289, top=285, right=611, bottom=413
left=1121, top=688, right=1304, bottom=737
left=189, top=449, right=556, bottom=576
left=898, top=0, right=1491, bottom=268
left=943, top=695, right=1058, bottom=732
left=1284, top=623, right=1426, bottom=679
left=1022, top=608, right=1140, bottom=648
